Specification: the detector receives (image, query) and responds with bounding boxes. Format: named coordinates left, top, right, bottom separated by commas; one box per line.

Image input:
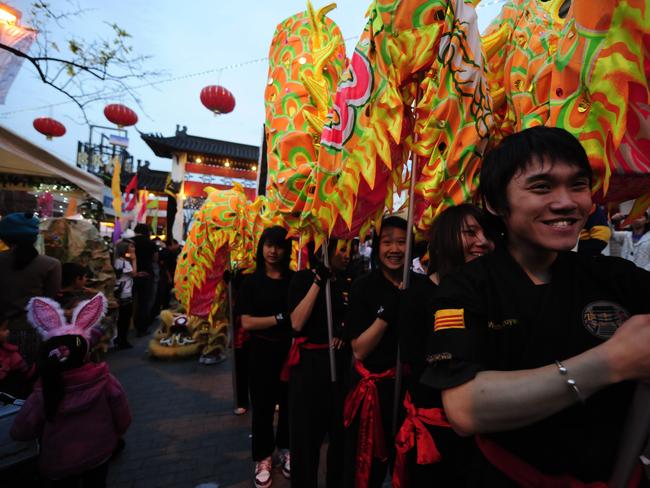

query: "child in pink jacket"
left=0, top=313, right=36, bottom=398
left=11, top=293, right=131, bottom=487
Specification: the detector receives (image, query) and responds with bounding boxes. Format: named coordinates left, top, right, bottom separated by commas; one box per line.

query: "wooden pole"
left=323, top=238, right=337, bottom=383
left=610, top=383, right=650, bottom=487
left=227, top=254, right=239, bottom=410
left=392, top=85, right=421, bottom=435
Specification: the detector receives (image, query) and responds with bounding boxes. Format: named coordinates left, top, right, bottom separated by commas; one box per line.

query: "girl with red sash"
left=394, top=204, right=493, bottom=487
left=285, top=241, right=350, bottom=487
left=342, top=216, right=409, bottom=488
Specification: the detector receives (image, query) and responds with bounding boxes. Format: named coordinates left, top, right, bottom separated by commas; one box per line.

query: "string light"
left=0, top=1, right=505, bottom=117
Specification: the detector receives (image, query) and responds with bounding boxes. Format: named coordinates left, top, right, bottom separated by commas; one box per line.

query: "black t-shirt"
left=398, top=274, right=439, bottom=407
left=423, top=246, right=650, bottom=483
left=160, top=246, right=180, bottom=277
left=132, top=235, right=156, bottom=274
left=287, top=269, right=346, bottom=344
left=344, top=269, right=403, bottom=373
left=237, top=271, right=293, bottom=342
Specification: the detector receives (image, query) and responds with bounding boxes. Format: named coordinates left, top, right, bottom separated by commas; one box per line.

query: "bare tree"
left=0, top=1, right=159, bottom=122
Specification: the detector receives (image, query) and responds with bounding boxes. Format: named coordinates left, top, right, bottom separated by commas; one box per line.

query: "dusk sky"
left=2, top=0, right=503, bottom=172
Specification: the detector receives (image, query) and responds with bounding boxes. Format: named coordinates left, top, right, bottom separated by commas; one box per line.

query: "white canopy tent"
left=0, top=125, right=103, bottom=200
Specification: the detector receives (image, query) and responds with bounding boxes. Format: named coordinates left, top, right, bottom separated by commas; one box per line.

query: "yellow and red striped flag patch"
left=434, top=309, right=465, bottom=332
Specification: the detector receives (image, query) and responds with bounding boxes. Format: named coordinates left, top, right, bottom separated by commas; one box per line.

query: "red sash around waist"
left=476, top=435, right=642, bottom=488
left=392, top=391, right=451, bottom=488
left=280, top=337, right=328, bottom=382
left=343, top=360, right=396, bottom=488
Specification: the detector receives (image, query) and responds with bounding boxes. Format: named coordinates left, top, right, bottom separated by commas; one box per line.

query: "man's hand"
left=331, top=337, right=345, bottom=350
left=604, top=314, right=650, bottom=383
left=313, top=263, right=332, bottom=287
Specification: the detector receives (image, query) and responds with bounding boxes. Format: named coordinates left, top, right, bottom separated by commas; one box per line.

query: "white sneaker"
left=200, top=353, right=226, bottom=365
left=279, top=449, right=290, bottom=479
left=254, top=456, right=273, bottom=488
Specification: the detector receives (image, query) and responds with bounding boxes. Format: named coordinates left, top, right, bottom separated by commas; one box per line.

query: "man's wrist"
left=375, top=316, right=389, bottom=327
left=598, top=340, right=628, bottom=384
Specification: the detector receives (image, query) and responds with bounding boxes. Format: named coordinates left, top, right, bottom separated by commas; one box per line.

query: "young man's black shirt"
left=132, top=235, right=156, bottom=275
left=424, top=245, right=650, bottom=483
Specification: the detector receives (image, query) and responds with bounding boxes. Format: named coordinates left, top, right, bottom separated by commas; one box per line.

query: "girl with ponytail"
left=11, top=293, right=131, bottom=487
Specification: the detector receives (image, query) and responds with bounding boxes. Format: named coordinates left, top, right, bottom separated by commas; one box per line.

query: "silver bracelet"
left=555, top=360, right=586, bottom=404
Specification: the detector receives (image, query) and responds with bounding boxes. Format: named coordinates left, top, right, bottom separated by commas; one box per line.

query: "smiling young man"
left=423, top=126, right=650, bottom=486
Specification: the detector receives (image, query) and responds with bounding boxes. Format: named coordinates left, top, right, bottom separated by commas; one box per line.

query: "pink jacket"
left=10, top=361, right=131, bottom=479
left=0, top=342, right=33, bottom=381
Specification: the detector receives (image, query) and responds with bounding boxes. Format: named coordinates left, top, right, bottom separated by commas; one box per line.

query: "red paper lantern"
left=104, top=103, right=138, bottom=127
left=33, top=117, right=66, bottom=140
left=200, top=85, right=236, bottom=115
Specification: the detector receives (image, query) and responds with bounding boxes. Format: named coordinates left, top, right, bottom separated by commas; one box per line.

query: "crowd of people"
left=0, top=218, right=181, bottom=486
left=232, top=127, right=650, bottom=488
left=0, top=126, right=649, bottom=487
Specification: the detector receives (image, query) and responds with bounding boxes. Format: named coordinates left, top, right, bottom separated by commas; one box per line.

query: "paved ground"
left=106, top=333, right=293, bottom=488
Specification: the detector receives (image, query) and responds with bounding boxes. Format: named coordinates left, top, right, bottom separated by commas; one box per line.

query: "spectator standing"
left=611, top=210, right=650, bottom=270
left=577, top=205, right=611, bottom=256
left=113, top=240, right=136, bottom=349
left=0, top=212, right=61, bottom=363
left=131, top=224, right=158, bottom=336
left=159, top=239, right=181, bottom=309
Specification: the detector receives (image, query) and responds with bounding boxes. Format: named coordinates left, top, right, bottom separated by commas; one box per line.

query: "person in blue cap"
left=0, top=212, right=61, bottom=362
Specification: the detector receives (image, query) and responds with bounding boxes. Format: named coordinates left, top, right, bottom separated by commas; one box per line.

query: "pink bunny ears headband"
left=26, top=293, right=107, bottom=341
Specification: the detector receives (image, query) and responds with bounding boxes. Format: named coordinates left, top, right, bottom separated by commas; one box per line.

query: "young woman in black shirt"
left=285, top=240, right=349, bottom=488
left=238, top=226, right=293, bottom=488
left=394, top=204, right=492, bottom=487
left=342, top=216, right=410, bottom=488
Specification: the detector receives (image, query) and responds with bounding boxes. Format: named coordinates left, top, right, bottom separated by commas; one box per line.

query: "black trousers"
left=343, top=369, right=397, bottom=488
left=48, top=461, right=109, bottom=488
left=289, top=348, right=345, bottom=488
left=249, top=337, right=290, bottom=461
left=115, top=300, right=133, bottom=346
left=133, top=277, right=153, bottom=334
left=234, top=341, right=250, bottom=409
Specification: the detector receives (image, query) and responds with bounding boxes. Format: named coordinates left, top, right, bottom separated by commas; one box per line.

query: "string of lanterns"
left=33, top=84, right=236, bottom=139
left=12, top=0, right=508, bottom=120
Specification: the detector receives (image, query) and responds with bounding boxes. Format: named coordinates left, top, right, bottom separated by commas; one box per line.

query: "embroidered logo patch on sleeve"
left=434, top=309, right=465, bottom=332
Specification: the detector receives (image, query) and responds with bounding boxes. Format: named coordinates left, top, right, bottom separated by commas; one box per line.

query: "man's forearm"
left=351, top=318, right=388, bottom=361
left=241, top=315, right=277, bottom=330
left=290, top=283, right=320, bottom=332
left=442, top=343, right=615, bottom=435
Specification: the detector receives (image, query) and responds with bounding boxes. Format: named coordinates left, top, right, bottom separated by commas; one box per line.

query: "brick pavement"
left=106, top=334, right=297, bottom=488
